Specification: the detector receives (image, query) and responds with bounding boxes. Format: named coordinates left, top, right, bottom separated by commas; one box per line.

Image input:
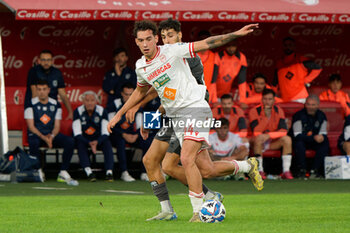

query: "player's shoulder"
left=48, top=97, right=58, bottom=106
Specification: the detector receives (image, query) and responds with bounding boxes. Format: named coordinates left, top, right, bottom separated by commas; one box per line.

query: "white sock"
left=106, top=170, right=113, bottom=175
left=160, top=200, right=173, bottom=212
left=189, top=191, right=204, bottom=213
left=233, top=160, right=251, bottom=174
left=84, top=167, right=92, bottom=176
left=257, top=156, right=263, bottom=172
left=59, top=170, right=71, bottom=179
left=282, top=155, right=292, bottom=173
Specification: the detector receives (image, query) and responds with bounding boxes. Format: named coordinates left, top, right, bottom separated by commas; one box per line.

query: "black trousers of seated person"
left=293, top=136, right=329, bottom=174
left=76, top=137, right=114, bottom=171
left=28, top=133, right=74, bottom=170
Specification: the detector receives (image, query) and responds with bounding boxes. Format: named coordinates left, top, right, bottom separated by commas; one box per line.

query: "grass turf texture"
left=0, top=180, right=349, bottom=233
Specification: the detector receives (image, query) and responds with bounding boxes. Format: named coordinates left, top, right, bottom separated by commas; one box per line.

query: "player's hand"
left=43, top=135, right=53, bottom=148
left=234, top=24, right=259, bottom=37
left=89, top=140, right=98, bottom=154
left=314, top=134, right=324, bottom=143
left=65, top=111, right=73, bottom=120
left=114, top=62, right=122, bottom=76
left=107, top=112, right=122, bottom=133
left=140, top=125, right=150, bottom=140
left=126, top=105, right=140, bottom=123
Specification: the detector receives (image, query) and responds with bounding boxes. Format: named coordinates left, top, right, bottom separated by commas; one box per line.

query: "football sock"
left=256, top=156, right=263, bottom=172
left=282, top=154, right=292, bottom=172
left=84, top=167, right=92, bottom=176
left=189, top=191, right=204, bottom=213
left=233, top=160, right=252, bottom=173
left=150, top=181, right=173, bottom=212
left=106, top=170, right=113, bottom=175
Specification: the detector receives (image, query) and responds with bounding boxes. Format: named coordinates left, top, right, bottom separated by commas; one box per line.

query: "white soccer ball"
left=199, top=200, right=226, bottom=223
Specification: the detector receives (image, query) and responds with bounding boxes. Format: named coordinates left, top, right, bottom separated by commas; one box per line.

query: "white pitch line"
left=101, top=190, right=144, bottom=194
left=32, top=187, right=71, bottom=190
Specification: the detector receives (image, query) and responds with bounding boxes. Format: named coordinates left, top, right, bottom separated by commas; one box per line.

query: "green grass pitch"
left=0, top=179, right=349, bottom=233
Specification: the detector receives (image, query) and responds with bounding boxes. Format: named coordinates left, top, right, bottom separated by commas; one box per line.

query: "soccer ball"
left=199, top=200, right=226, bottom=223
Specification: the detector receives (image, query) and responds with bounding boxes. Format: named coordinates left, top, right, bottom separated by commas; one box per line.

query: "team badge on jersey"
left=159, top=54, right=166, bottom=63
left=50, top=106, right=55, bottom=112
left=94, top=116, right=100, bottom=123
left=52, top=80, right=58, bottom=87
left=143, top=110, right=161, bottom=129
left=153, top=74, right=170, bottom=89
left=125, top=73, right=131, bottom=79
left=43, top=106, right=47, bottom=111
left=40, top=114, right=51, bottom=125
left=164, top=87, right=176, bottom=100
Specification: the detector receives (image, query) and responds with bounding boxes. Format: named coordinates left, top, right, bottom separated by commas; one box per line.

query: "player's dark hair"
left=39, top=49, right=53, bottom=57
left=262, top=88, right=276, bottom=97
left=252, top=72, right=267, bottom=83
left=133, top=20, right=158, bottom=37
left=218, top=117, right=230, bottom=127
left=159, top=18, right=181, bottom=32
left=283, top=37, right=295, bottom=43
left=198, top=30, right=211, bottom=39
left=113, top=47, right=127, bottom=57
left=220, top=94, right=233, bottom=101
left=329, top=73, right=341, bottom=83
left=122, top=82, right=135, bottom=91
left=36, top=79, right=49, bottom=87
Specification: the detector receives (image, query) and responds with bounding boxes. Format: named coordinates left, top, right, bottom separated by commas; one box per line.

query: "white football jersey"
left=135, top=43, right=208, bottom=116
left=209, top=132, right=244, bottom=157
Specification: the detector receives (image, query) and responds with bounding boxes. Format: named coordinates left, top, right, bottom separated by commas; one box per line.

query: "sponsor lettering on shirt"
left=147, top=63, right=171, bottom=81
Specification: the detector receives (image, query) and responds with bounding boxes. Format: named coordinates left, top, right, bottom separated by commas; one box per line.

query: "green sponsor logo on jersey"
left=153, top=74, right=170, bottom=89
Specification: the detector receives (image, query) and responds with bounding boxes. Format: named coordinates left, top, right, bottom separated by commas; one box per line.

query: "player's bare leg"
left=143, top=139, right=177, bottom=221
left=180, top=139, right=203, bottom=222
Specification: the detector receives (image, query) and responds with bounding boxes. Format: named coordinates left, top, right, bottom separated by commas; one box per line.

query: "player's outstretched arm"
left=125, top=87, right=158, bottom=123
left=107, top=85, right=149, bottom=133
left=193, top=24, right=259, bottom=52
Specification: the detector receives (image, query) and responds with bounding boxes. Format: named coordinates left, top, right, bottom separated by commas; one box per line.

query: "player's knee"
left=161, top=159, right=174, bottom=176
left=180, top=153, right=195, bottom=168
left=142, top=154, right=152, bottom=168
left=200, top=169, right=212, bottom=179
left=281, top=136, right=292, bottom=146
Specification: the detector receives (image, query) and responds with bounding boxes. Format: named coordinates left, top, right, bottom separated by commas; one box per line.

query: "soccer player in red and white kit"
left=108, top=20, right=263, bottom=222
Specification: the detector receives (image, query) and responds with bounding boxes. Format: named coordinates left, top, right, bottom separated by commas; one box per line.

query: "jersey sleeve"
left=101, top=109, right=110, bottom=136
left=170, top=43, right=196, bottom=59
left=136, top=69, right=150, bottom=88
left=72, top=109, right=82, bottom=137
left=24, top=106, right=34, bottom=119
left=55, top=107, right=62, bottom=120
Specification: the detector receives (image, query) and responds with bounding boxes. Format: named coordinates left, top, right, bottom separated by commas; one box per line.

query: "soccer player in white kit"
left=108, top=20, right=262, bottom=222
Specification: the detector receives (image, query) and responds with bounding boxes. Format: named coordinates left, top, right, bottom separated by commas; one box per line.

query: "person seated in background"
left=240, top=72, right=282, bottom=110
left=214, top=40, right=247, bottom=102
left=338, top=115, right=350, bottom=155
left=24, top=79, right=77, bottom=185
left=249, top=89, right=293, bottom=180
left=273, top=37, right=322, bottom=103
left=290, top=95, right=329, bottom=179
left=196, top=30, right=218, bottom=106
left=212, top=94, right=247, bottom=138
left=24, top=49, right=73, bottom=119
left=319, top=73, right=350, bottom=117
left=73, top=91, right=114, bottom=182
left=209, top=118, right=249, bottom=161
left=102, top=47, right=137, bottom=108
left=107, top=83, right=143, bottom=182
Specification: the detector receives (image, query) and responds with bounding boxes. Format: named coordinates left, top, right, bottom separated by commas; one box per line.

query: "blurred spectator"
left=24, top=79, right=77, bottom=185
left=319, top=73, right=350, bottom=116
left=338, top=115, right=350, bottom=155
left=209, top=118, right=249, bottom=161
left=212, top=94, right=247, bottom=138
left=73, top=91, right=114, bottom=182
left=240, top=73, right=282, bottom=109
left=24, top=49, right=73, bottom=119
left=197, top=30, right=218, bottom=105
left=273, top=37, right=322, bottom=103
left=103, top=47, right=137, bottom=107
left=214, top=40, right=247, bottom=102
left=290, top=95, right=329, bottom=179
left=108, top=83, right=145, bottom=182
left=249, top=89, right=292, bottom=180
